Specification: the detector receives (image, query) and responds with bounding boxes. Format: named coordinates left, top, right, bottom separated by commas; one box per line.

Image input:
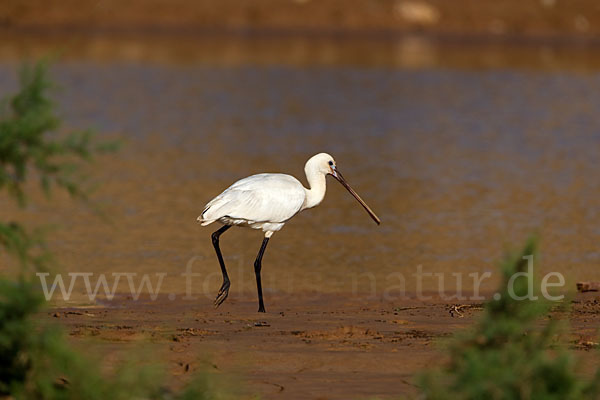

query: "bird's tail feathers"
left=197, top=205, right=215, bottom=225
left=197, top=218, right=215, bottom=226
left=197, top=202, right=224, bottom=226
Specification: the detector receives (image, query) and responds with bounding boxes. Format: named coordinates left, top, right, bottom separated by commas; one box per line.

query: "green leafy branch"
left=0, top=61, right=116, bottom=207
left=0, top=61, right=117, bottom=272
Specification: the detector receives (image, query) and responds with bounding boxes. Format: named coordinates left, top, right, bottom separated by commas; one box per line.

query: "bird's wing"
left=201, top=174, right=306, bottom=224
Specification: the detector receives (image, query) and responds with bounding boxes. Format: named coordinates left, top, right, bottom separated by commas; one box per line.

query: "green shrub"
left=420, top=239, right=599, bottom=400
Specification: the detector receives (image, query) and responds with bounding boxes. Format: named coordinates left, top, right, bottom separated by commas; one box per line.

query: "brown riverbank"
left=2, top=0, right=600, bottom=42
left=45, top=292, right=600, bottom=399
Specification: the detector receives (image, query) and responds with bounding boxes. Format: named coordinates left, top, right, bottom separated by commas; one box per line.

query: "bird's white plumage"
left=199, top=173, right=307, bottom=235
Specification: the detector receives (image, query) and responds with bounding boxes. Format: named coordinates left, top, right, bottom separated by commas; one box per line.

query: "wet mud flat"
left=44, top=292, right=600, bottom=399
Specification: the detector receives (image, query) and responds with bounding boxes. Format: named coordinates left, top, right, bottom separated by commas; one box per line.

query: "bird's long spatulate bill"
left=333, top=169, right=381, bottom=225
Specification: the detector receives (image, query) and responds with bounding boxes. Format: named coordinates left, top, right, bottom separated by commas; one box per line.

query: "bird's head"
left=305, top=153, right=380, bottom=225
left=305, top=152, right=337, bottom=176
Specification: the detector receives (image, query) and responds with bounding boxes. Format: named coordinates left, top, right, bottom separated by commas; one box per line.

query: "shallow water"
left=1, top=33, right=600, bottom=301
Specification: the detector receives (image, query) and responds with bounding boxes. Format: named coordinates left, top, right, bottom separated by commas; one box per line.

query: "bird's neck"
left=303, top=169, right=327, bottom=210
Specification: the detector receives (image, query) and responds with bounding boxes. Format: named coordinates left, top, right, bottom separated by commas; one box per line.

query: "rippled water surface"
left=2, top=34, right=600, bottom=299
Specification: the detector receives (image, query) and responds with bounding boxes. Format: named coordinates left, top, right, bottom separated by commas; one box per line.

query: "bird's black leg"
left=254, top=237, right=270, bottom=313
left=212, top=224, right=232, bottom=308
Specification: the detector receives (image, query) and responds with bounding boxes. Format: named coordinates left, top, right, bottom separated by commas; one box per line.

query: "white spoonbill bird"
left=197, top=153, right=380, bottom=312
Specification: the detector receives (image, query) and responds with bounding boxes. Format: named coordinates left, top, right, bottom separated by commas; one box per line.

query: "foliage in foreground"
left=420, top=239, right=600, bottom=400
left=0, top=61, right=115, bottom=273
left=0, top=62, right=241, bottom=399
left=0, top=278, right=238, bottom=399
left=0, top=279, right=161, bottom=399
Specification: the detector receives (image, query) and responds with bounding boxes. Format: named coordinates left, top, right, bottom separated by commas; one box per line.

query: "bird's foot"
left=258, top=303, right=266, bottom=313
left=214, top=281, right=230, bottom=308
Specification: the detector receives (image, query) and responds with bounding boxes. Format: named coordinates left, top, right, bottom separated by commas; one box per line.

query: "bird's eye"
left=328, top=161, right=333, bottom=166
